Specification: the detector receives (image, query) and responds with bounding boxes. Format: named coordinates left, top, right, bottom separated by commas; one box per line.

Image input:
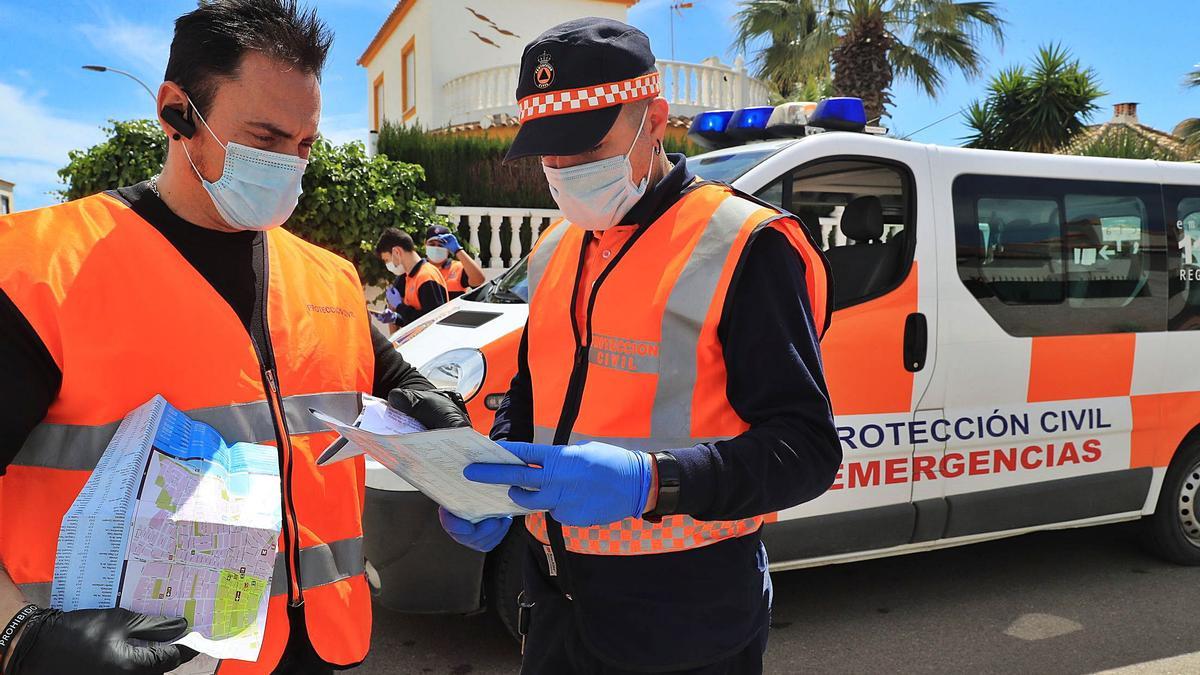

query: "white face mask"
left=426, top=246, right=450, bottom=264
left=542, top=107, right=654, bottom=231
left=180, top=96, right=308, bottom=231
left=385, top=259, right=404, bottom=275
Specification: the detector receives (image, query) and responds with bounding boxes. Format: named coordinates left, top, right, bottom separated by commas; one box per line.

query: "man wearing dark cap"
left=443, top=17, right=842, bottom=674
left=424, top=224, right=486, bottom=299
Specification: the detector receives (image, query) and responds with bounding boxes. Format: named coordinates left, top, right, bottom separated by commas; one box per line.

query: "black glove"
left=6, top=607, right=197, bottom=675
left=388, top=388, right=471, bottom=429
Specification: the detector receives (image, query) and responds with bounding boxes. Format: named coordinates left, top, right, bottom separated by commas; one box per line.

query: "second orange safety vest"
left=402, top=260, right=449, bottom=311
left=523, top=183, right=831, bottom=555
left=437, top=259, right=469, bottom=296
left=0, top=193, right=375, bottom=673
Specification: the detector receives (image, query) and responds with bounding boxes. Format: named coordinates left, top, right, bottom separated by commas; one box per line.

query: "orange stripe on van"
left=821, top=263, right=918, bottom=416
left=1131, top=392, right=1200, bottom=469
left=1026, top=333, right=1135, bottom=403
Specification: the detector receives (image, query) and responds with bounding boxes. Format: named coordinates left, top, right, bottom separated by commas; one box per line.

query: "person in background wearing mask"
left=0, top=2, right=469, bottom=674
left=424, top=224, right=486, bottom=299
left=375, top=227, right=449, bottom=329
left=438, top=18, right=842, bottom=674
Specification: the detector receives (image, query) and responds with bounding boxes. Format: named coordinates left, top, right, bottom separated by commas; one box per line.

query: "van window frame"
left=755, top=154, right=918, bottom=311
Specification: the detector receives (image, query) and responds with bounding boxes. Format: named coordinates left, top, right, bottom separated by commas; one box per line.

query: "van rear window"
left=952, top=174, right=1166, bottom=337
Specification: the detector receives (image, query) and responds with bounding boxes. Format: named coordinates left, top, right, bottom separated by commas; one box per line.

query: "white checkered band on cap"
left=517, top=72, right=662, bottom=124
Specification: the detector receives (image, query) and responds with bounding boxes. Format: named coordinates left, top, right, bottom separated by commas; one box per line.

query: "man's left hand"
left=388, top=389, right=471, bottom=429
left=434, top=233, right=463, bottom=256
left=464, top=441, right=652, bottom=527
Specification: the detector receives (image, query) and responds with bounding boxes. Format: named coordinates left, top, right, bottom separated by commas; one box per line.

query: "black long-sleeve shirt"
left=0, top=181, right=430, bottom=471
left=490, top=155, right=841, bottom=667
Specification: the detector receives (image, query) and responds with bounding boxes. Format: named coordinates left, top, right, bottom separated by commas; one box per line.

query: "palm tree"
left=962, top=44, right=1104, bottom=153
left=1181, top=66, right=1200, bottom=152
left=734, top=0, right=1005, bottom=121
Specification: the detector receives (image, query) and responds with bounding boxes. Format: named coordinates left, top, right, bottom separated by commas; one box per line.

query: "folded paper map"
left=51, top=395, right=281, bottom=662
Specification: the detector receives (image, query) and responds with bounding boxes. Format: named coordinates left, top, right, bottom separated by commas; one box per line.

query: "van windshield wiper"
left=489, top=287, right=527, bottom=304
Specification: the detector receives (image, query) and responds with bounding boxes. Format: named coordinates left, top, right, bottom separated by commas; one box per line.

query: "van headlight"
left=418, top=348, right=486, bottom=401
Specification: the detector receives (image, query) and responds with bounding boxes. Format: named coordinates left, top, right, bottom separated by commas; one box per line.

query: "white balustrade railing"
left=441, top=57, right=770, bottom=126
left=437, top=205, right=561, bottom=274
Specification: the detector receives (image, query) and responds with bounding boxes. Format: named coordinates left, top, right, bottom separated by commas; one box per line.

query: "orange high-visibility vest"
left=437, top=259, right=469, bottom=296
left=0, top=193, right=374, bottom=672
left=523, top=183, right=830, bottom=555
left=401, top=260, right=448, bottom=313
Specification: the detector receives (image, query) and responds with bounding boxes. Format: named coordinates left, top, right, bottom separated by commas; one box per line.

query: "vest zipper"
left=247, top=237, right=304, bottom=607
left=263, top=367, right=304, bottom=606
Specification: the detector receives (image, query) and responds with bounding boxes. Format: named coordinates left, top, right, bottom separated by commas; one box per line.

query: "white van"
left=364, top=102, right=1200, bottom=637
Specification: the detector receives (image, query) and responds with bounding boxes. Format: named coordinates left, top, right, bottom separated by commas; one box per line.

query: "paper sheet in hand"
left=51, top=395, right=280, bottom=662
left=311, top=396, right=535, bottom=523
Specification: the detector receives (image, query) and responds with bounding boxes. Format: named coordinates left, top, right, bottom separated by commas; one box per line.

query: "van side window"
left=756, top=159, right=913, bottom=310
left=953, top=174, right=1166, bottom=337
left=1166, top=188, right=1200, bottom=330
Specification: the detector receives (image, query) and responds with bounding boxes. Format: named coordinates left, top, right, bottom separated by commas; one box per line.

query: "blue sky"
left=2, top=0, right=1198, bottom=211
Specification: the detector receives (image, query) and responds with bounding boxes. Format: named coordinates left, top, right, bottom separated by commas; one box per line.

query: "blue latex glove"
left=438, top=507, right=512, bottom=552
left=384, top=285, right=402, bottom=309
left=464, top=441, right=653, bottom=527
left=371, top=309, right=399, bottom=324
left=435, top=233, right=463, bottom=255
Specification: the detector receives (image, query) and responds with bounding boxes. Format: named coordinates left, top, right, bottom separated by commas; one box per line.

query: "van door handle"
left=903, top=312, right=927, bottom=372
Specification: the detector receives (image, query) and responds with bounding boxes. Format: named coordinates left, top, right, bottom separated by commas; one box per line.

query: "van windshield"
left=469, top=257, right=529, bottom=304
left=690, top=143, right=791, bottom=184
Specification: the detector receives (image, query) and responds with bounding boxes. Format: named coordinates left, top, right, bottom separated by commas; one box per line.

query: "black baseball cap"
left=504, top=17, right=659, bottom=163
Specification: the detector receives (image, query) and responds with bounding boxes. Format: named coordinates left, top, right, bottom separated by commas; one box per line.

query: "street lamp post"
left=82, top=65, right=157, bottom=103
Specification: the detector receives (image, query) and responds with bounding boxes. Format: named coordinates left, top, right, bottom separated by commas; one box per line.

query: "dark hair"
left=376, top=228, right=415, bottom=254
left=165, top=0, right=333, bottom=116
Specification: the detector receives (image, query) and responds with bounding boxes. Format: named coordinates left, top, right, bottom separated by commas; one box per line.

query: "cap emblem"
left=534, top=51, right=555, bottom=89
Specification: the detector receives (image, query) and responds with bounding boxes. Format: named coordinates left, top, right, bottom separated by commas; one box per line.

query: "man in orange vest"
left=375, top=227, right=449, bottom=330
left=424, top=225, right=486, bottom=299
left=438, top=19, right=842, bottom=674
left=0, top=2, right=468, bottom=674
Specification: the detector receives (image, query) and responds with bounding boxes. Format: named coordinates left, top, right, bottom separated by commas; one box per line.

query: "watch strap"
left=645, top=451, right=681, bottom=522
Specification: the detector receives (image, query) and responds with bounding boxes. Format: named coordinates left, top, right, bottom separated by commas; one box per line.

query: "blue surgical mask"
left=181, top=96, right=308, bottom=231
left=542, top=106, right=654, bottom=231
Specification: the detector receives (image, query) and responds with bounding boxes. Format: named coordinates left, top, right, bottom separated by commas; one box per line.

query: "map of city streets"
left=125, top=448, right=276, bottom=641
left=52, top=396, right=282, bottom=662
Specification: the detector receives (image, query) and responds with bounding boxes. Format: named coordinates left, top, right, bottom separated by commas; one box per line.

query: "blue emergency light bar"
left=726, top=106, right=775, bottom=141
left=686, top=97, right=872, bottom=149
left=687, top=110, right=734, bottom=148
left=807, top=97, right=867, bottom=132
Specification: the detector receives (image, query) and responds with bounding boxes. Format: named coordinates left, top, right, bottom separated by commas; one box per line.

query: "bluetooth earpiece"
left=161, top=106, right=196, bottom=141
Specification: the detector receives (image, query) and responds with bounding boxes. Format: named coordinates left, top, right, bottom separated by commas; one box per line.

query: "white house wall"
left=365, top=0, right=630, bottom=130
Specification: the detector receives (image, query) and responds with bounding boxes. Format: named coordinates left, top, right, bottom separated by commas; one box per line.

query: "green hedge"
left=376, top=121, right=702, bottom=209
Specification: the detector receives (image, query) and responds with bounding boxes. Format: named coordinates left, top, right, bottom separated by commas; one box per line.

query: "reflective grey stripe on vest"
left=11, top=391, right=361, bottom=471
left=269, top=536, right=365, bottom=596
left=646, top=196, right=771, bottom=440
left=16, top=582, right=51, bottom=607
left=526, top=219, right=570, bottom=298
left=20, top=537, right=363, bottom=604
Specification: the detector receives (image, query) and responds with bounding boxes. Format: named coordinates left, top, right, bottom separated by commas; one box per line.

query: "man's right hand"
left=5, top=607, right=197, bottom=675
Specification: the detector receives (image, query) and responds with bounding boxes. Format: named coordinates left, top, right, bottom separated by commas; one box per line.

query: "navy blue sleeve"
left=489, top=322, right=534, bottom=442
left=669, top=226, right=841, bottom=521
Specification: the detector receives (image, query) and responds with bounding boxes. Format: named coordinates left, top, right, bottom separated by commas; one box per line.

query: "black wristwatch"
left=644, top=451, right=681, bottom=522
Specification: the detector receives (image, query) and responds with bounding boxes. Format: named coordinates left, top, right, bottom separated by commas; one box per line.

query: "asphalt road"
left=353, top=521, right=1200, bottom=674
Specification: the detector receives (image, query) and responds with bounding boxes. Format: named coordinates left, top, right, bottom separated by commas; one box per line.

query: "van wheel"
left=1144, top=438, right=1200, bottom=565
left=486, top=530, right=524, bottom=642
